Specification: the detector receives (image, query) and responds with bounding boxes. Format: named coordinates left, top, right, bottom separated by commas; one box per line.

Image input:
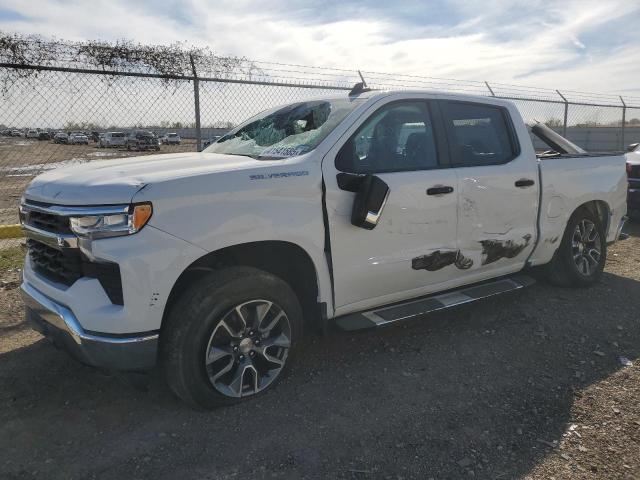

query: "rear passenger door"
left=440, top=100, right=539, bottom=280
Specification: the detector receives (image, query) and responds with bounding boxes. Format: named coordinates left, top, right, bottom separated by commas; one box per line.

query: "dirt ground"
left=0, top=136, right=198, bottom=226
left=0, top=223, right=638, bottom=480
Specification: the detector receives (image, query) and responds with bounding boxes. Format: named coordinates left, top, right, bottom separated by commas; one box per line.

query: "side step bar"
left=334, top=274, right=535, bottom=331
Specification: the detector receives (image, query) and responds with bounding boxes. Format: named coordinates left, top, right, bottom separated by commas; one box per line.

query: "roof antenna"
left=349, top=70, right=371, bottom=96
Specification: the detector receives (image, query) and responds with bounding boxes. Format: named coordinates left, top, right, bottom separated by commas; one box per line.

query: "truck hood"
left=23, top=152, right=272, bottom=205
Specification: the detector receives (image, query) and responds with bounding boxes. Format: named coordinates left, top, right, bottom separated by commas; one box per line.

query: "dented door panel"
left=455, top=159, right=539, bottom=276
left=438, top=98, right=540, bottom=278
left=321, top=93, right=464, bottom=315
left=324, top=169, right=460, bottom=314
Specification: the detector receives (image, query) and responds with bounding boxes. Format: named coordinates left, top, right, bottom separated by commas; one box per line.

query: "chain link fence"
left=1, top=51, right=640, bottom=249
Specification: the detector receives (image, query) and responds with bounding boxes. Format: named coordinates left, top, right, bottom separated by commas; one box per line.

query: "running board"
left=334, top=274, right=535, bottom=331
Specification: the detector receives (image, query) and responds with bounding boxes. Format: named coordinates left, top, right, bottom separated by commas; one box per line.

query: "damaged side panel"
left=411, top=234, right=532, bottom=273
left=412, top=250, right=473, bottom=271
left=480, top=234, right=532, bottom=266
left=455, top=160, right=539, bottom=274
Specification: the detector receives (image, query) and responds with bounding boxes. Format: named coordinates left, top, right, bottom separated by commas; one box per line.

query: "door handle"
left=427, top=185, right=454, bottom=195
left=515, top=179, right=535, bottom=188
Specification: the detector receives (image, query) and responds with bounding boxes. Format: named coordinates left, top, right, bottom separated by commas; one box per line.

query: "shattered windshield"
left=204, top=97, right=364, bottom=159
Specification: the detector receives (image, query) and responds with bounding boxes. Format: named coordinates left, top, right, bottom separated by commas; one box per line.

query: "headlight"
left=70, top=203, right=152, bottom=239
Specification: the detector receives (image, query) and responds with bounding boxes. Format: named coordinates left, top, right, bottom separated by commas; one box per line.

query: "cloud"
left=1, top=0, right=639, bottom=97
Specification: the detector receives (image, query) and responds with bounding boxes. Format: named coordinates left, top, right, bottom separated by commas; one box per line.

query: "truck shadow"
left=0, top=271, right=638, bottom=479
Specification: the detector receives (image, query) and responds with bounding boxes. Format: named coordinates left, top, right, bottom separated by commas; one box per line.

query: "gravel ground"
left=0, top=224, right=638, bottom=480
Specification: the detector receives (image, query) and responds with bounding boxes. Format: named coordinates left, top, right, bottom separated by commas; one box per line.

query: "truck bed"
left=528, top=153, right=627, bottom=266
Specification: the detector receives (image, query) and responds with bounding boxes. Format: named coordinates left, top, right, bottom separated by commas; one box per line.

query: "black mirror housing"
left=351, top=175, right=390, bottom=230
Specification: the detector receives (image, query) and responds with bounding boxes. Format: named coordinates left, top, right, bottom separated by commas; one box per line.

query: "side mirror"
left=351, top=174, right=390, bottom=230
left=627, top=143, right=639, bottom=152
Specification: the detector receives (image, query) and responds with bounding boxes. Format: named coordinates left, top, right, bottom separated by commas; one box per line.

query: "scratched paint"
left=480, top=234, right=532, bottom=265
left=412, top=250, right=473, bottom=271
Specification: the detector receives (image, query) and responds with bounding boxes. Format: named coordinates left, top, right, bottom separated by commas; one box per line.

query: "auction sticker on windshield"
left=259, top=145, right=309, bottom=159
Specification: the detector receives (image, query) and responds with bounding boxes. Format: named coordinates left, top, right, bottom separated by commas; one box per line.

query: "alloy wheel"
left=204, top=300, right=291, bottom=398
left=571, top=219, right=602, bottom=276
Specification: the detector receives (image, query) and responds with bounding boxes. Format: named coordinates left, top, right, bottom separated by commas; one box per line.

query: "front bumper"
left=21, top=282, right=158, bottom=370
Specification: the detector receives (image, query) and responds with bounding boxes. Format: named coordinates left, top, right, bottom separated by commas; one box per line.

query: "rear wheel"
left=545, top=207, right=606, bottom=287
left=161, top=267, right=303, bottom=409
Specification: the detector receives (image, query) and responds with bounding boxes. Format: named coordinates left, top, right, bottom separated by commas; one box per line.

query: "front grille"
left=27, top=239, right=82, bottom=285
left=27, top=210, right=71, bottom=234
left=27, top=239, right=123, bottom=305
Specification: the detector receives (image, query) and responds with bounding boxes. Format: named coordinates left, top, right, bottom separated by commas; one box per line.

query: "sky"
left=0, top=0, right=639, bottom=98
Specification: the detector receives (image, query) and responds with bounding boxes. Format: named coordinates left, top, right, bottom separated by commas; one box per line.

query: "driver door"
left=322, top=97, right=461, bottom=316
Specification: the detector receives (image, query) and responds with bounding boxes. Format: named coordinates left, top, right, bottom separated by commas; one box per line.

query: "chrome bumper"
left=21, top=282, right=158, bottom=370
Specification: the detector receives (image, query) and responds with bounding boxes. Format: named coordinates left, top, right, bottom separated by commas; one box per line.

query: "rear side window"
left=441, top=101, right=518, bottom=166
left=336, top=101, right=439, bottom=173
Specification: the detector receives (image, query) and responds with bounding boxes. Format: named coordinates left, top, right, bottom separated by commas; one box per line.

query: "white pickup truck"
left=19, top=88, right=627, bottom=408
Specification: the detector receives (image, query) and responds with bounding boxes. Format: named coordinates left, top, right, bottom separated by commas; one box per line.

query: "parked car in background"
left=99, top=131, right=127, bottom=148
left=626, top=143, right=640, bottom=219
left=162, top=133, right=181, bottom=145
left=26, top=129, right=39, bottom=139
left=38, top=132, right=50, bottom=141
left=19, top=89, right=627, bottom=409
left=11, top=130, right=23, bottom=137
left=91, top=131, right=100, bottom=143
left=53, top=132, right=69, bottom=144
left=69, top=132, right=89, bottom=145
left=126, top=130, right=160, bottom=151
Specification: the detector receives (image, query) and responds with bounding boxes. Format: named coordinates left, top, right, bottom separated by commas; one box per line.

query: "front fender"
left=132, top=158, right=334, bottom=314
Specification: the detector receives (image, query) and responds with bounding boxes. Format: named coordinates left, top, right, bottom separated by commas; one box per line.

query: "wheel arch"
left=573, top=199, right=610, bottom=234
left=162, top=240, right=326, bottom=334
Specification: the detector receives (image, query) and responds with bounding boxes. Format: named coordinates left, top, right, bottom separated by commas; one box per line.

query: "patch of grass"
left=0, top=246, right=25, bottom=270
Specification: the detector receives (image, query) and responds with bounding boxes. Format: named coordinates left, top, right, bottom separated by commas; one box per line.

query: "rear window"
left=441, top=101, right=518, bottom=166
left=112, top=132, right=125, bottom=138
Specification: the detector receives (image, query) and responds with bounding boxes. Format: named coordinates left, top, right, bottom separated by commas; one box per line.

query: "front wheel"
left=161, top=267, right=303, bottom=409
left=545, top=207, right=606, bottom=287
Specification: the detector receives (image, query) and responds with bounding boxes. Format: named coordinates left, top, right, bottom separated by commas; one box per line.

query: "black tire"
left=545, top=207, right=606, bottom=287
left=161, top=266, right=303, bottom=409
